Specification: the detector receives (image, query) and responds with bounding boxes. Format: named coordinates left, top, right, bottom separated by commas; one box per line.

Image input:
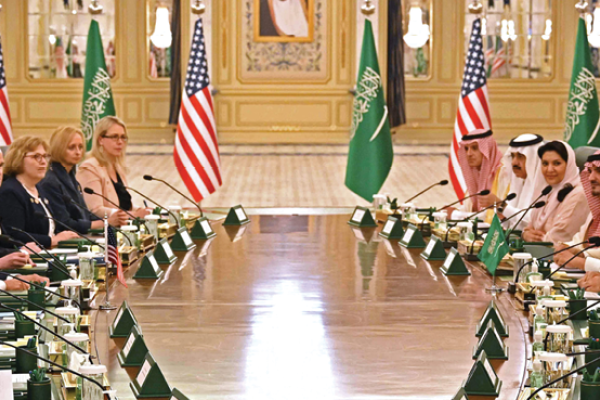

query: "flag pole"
left=99, top=213, right=116, bottom=311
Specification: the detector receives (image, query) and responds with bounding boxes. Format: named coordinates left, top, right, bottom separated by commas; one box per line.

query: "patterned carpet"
left=126, top=144, right=474, bottom=209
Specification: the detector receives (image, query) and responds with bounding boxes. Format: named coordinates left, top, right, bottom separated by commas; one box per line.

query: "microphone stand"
left=0, top=271, right=82, bottom=308
left=34, top=214, right=105, bottom=250
left=0, top=288, right=69, bottom=323
left=144, top=175, right=204, bottom=217
left=124, top=186, right=180, bottom=228
left=83, top=188, right=149, bottom=232
left=0, top=304, right=89, bottom=355
left=59, top=199, right=135, bottom=247
left=438, top=191, right=486, bottom=212
left=0, top=341, right=103, bottom=389
left=404, top=181, right=447, bottom=204
left=5, top=228, right=71, bottom=277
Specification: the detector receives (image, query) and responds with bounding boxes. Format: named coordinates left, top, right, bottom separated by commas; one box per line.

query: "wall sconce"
left=500, top=19, right=517, bottom=42
left=403, top=5, right=430, bottom=49
left=541, top=19, right=552, bottom=41
left=150, top=5, right=172, bottom=48
left=589, top=7, right=600, bottom=47
left=191, top=0, right=206, bottom=15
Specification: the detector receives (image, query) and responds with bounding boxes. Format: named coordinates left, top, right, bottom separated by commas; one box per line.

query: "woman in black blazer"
left=0, top=136, right=77, bottom=248
left=39, top=127, right=124, bottom=233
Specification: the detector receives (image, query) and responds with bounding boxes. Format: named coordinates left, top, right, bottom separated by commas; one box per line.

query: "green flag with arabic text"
left=565, top=17, right=600, bottom=148
left=478, top=214, right=509, bottom=276
left=81, top=20, right=116, bottom=151
left=345, top=20, right=393, bottom=202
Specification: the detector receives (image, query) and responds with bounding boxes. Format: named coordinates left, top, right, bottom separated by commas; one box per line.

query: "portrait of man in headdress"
left=255, top=0, right=314, bottom=42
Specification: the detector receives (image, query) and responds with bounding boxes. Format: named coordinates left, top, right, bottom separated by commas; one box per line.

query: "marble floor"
left=125, top=144, right=482, bottom=209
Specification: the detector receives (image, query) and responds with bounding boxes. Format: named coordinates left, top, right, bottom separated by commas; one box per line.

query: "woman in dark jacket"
left=39, top=127, right=124, bottom=233
left=0, top=136, right=77, bottom=248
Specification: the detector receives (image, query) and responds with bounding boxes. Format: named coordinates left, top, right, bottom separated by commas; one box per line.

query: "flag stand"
left=99, top=214, right=116, bottom=311
left=485, top=274, right=505, bottom=294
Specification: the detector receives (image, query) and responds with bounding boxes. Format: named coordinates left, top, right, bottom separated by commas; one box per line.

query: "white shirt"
left=0, top=276, right=12, bottom=291
left=22, top=185, right=55, bottom=237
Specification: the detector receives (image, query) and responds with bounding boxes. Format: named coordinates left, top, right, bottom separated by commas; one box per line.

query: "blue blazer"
left=0, top=176, right=54, bottom=248
left=39, top=162, right=92, bottom=234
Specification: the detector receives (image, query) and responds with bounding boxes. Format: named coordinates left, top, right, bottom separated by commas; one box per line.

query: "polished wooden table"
left=89, top=214, right=528, bottom=400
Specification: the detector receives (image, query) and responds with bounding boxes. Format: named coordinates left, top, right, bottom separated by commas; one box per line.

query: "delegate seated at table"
left=522, top=141, right=589, bottom=244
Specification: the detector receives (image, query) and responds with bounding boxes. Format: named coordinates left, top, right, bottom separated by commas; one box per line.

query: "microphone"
left=61, top=196, right=133, bottom=247
left=505, top=189, right=553, bottom=242
left=0, top=230, right=71, bottom=277
left=143, top=174, right=203, bottom=217
left=33, top=213, right=105, bottom=250
left=0, top=288, right=70, bottom=322
left=438, top=189, right=491, bottom=212
left=526, top=353, right=600, bottom=399
left=0, top=304, right=88, bottom=354
left=501, top=201, right=546, bottom=223
left=124, top=186, right=180, bottom=228
left=0, top=271, right=81, bottom=308
left=404, top=180, right=449, bottom=203
left=514, top=237, right=600, bottom=284
left=82, top=187, right=149, bottom=232
left=0, top=341, right=103, bottom=391
left=461, top=193, right=517, bottom=222
left=545, top=243, right=600, bottom=281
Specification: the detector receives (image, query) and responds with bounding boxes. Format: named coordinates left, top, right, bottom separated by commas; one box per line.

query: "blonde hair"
left=90, top=116, right=128, bottom=172
left=49, top=126, right=85, bottom=165
left=4, top=136, right=49, bottom=177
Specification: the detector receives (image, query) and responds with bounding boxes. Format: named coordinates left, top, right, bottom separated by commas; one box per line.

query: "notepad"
left=0, top=370, right=14, bottom=400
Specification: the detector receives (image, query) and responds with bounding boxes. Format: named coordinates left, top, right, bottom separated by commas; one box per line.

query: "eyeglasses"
left=103, top=135, right=129, bottom=143
left=24, top=153, right=51, bottom=163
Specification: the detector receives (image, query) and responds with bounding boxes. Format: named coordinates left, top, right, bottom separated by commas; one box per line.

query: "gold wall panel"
left=236, top=101, right=332, bottom=126
left=25, top=99, right=81, bottom=122
left=0, top=0, right=587, bottom=144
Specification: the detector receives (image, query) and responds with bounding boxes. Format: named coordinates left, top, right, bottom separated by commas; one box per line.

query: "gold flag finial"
left=361, top=0, right=376, bottom=16
left=192, top=0, right=206, bottom=15
left=468, top=0, right=483, bottom=14
left=576, top=0, right=589, bottom=14
left=89, top=0, right=103, bottom=14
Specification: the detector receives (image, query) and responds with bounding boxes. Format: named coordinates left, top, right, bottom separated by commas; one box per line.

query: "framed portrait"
left=254, top=0, right=315, bottom=42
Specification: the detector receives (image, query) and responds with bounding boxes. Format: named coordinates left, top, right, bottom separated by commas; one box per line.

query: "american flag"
left=449, top=18, right=492, bottom=200
left=107, top=226, right=127, bottom=288
left=173, top=18, right=222, bottom=202
left=0, top=37, right=13, bottom=146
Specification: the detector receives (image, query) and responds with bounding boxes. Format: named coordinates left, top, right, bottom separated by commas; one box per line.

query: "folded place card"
left=348, top=206, right=377, bottom=228
left=133, top=252, right=164, bottom=280
left=154, top=239, right=178, bottom=265
left=170, top=227, right=197, bottom=252
left=440, top=248, right=471, bottom=276
left=378, top=216, right=404, bottom=239
left=110, top=301, right=140, bottom=338
left=224, top=205, right=250, bottom=226
left=462, top=351, right=502, bottom=396
left=190, top=217, right=217, bottom=240
left=130, top=353, right=171, bottom=398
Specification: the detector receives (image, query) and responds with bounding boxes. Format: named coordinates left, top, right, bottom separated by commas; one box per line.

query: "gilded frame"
left=253, top=0, right=315, bottom=43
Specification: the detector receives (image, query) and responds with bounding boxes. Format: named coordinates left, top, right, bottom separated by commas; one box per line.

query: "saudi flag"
left=478, top=214, right=509, bottom=276
left=81, top=20, right=116, bottom=151
left=565, top=17, right=600, bottom=148
left=345, top=20, right=393, bottom=202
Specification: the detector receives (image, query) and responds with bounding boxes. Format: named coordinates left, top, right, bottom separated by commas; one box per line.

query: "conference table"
left=89, top=212, right=529, bottom=400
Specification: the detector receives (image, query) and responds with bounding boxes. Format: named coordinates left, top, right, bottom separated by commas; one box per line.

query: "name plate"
left=235, top=208, right=248, bottom=222
left=200, top=220, right=213, bottom=235
left=162, top=241, right=174, bottom=259
left=137, top=359, right=151, bottom=386
left=123, top=332, right=135, bottom=358
left=352, top=209, right=365, bottom=224
left=224, top=205, right=251, bottom=226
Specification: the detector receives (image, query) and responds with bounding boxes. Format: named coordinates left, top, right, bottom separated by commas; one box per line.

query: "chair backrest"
left=575, top=146, right=600, bottom=170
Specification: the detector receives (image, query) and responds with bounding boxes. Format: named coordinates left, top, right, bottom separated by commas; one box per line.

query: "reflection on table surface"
left=90, top=214, right=527, bottom=400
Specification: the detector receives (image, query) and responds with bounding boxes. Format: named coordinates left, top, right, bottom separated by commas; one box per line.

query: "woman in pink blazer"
left=77, top=116, right=150, bottom=221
